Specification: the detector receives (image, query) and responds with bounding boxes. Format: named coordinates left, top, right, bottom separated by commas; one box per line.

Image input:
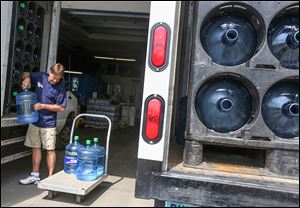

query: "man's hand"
left=22, top=77, right=31, bottom=90
left=33, top=103, right=44, bottom=111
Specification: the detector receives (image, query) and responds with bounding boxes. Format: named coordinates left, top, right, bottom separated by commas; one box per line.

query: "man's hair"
left=50, top=63, right=65, bottom=77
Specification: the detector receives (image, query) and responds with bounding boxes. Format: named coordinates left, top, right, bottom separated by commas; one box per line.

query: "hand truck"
left=37, top=113, right=112, bottom=202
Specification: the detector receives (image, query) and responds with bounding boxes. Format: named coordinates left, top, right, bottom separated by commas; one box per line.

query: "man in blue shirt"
left=19, top=63, right=67, bottom=185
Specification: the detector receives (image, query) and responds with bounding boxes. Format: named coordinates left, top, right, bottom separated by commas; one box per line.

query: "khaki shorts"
left=24, top=124, right=57, bottom=150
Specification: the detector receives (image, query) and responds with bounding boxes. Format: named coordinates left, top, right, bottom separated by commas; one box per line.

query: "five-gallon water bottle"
left=268, top=15, right=299, bottom=69
left=76, top=140, right=98, bottom=181
left=200, top=15, right=257, bottom=66
left=195, top=77, right=252, bottom=133
left=64, top=136, right=83, bottom=174
left=92, top=138, right=105, bottom=177
left=16, top=89, right=39, bottom=124
left=262, top=80, right=299, bottom=138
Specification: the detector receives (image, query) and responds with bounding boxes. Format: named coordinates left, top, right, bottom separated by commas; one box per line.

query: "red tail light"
left=143, top=95, right=165, bottom=144
left=148, top=23, right=170, bottom=72
left=146, top=99, right=162, bottom=139
left=151, top=26, right=168, bottom=67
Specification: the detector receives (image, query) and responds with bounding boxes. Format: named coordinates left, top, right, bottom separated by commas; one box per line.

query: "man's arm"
left=33, top=103, right=64, bottom=112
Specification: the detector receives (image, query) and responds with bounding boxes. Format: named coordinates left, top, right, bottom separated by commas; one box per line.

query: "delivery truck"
left=134, top=1, right=299, bottom=207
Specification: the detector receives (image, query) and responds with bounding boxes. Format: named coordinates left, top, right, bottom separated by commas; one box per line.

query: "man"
left=19, top=63, right=67, bottom=185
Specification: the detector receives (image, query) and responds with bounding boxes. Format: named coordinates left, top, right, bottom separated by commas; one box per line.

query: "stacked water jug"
left=64, top=136, right=83, bottom=174
left=64, top=136, right=105, bottom=181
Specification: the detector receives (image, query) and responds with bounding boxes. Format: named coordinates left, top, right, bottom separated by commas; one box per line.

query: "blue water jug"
left=92, top=138, right=105, bottom=177
left=268, top=15, right=299, bottom=70
left=16, top=89, right=39, bottom=124
left=200, top=15, right=257, bottom=66
left=76, top=140, right=98, bottom=181
left=195, top=77, right=252, bottom=133
left=64, top=136, right=84, bottom=174
left=262, top=80, right=299, bottom=138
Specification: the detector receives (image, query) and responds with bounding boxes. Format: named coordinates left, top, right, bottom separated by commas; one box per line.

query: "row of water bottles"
left=64, top=136, right=105, bottom=181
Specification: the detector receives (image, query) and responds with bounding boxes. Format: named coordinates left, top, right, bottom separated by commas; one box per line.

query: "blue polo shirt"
left=30, top=72, right=67, bottom=128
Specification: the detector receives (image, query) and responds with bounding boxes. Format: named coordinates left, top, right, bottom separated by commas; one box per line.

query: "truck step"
left=1, top=150, right=31, bottom=165
left=1, top=136, right=26, bottom=147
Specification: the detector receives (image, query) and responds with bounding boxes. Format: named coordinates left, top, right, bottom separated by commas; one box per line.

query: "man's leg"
left=25, top=124, right=42, bottom=174
left=32, top=147, right=42, bottom=173
left=20, top=125, right=41, bottom=184
left=41, top=127, right=57, bottom=176
left=47, top=150, right=56, bottom=176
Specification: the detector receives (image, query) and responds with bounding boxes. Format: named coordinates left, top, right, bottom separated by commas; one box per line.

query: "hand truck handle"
left=69, top=113, right=112, bottom=175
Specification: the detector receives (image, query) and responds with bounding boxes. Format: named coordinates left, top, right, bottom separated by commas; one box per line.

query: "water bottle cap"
left=18, top=25, right=25, bottom=31
left=19, top=2, right=27, bottom=9
left=13, top=91, right=18, bottom=97
left=74, top=136, right=79, bottom=141
left=86, top=140, right=91, bottom=145
left=93, top=137, right=98, bottom=142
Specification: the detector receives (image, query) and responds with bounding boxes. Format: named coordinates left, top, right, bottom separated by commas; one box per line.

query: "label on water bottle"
left=64, top=156, right=77, bottom=165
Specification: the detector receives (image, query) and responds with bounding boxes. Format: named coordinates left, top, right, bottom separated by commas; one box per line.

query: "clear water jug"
left=64, top=136, right=83, bottom=174
left=92, top=138, right=105, bottom=177
left=76, top=140, right=98, bottom=181
left=16, top=89, right=39, bottom=124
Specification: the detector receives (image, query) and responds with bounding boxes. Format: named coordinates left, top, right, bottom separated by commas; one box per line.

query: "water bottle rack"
left=185, top=1, right=299, bottom=178
left=37, top=113, right=112, bottom=202
left=4, top=1, right=49, bottom=115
